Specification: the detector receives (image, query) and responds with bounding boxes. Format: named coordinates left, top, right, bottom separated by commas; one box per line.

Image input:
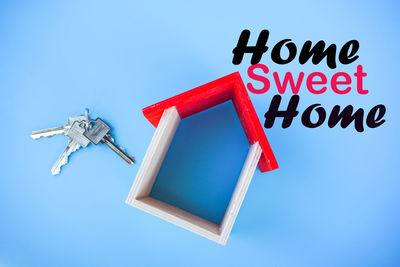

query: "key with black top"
left=84, top=118, right=134, bottom=164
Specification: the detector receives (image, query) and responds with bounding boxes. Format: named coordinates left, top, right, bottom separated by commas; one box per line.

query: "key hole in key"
left=150, top=101, right=249, bottom=224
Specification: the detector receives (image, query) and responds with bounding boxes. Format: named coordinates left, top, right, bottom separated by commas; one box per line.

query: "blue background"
left=0, top=0, right=399, bottom=266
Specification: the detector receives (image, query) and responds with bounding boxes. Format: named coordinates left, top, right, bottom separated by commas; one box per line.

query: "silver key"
left=51, top=121, right=90, bottom=175
left=31, top=109, right=133, bottom=174
left=31, top=110, right=90, bottom=175
left=30, top=126, right=67, bottom=139
left=30, top=113, right=89, bottom=139
left=83, top=118, right=134, bottom=164
left=51, top=138, right=81, bottom=175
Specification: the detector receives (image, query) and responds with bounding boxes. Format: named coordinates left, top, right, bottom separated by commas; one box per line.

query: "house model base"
left=126, top=73, right=278, bottom=245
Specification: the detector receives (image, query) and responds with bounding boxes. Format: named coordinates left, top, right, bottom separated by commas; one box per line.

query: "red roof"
left=142, top=72, right=278, bottom=172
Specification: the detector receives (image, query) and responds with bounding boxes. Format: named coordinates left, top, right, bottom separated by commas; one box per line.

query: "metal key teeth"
left=119, top=147, right=135, bottom=162
left=50, top=121, right=91, bottom=175
left=102, top=134, right=135, bottom=164
left=30, top=126, right=67, bottom=139
left=51, top=140, right=82, bottom=175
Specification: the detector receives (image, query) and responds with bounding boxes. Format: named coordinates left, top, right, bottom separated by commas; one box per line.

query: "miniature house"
left=126, top=72, right=278, bottom=245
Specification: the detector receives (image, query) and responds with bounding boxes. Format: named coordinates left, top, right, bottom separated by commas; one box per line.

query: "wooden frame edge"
left=126, top=106, right=262, bottom=245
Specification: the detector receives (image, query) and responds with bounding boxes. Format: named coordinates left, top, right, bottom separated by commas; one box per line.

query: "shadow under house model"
left=126, top=72, right=279, bottom=245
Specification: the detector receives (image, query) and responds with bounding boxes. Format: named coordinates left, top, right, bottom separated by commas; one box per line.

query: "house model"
left=126, top=72, right=278, bottom=245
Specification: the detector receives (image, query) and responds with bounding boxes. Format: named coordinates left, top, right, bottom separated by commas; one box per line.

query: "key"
left=30, top=114, right=89, bottom=139
left=83, top=118, right=134, bottom=164
left=31, top=109, right=133, bottom=174
left=31, top=110, right=90, bottom=175
left=31, top=126, right=67, bottom=139
left=51, top=138, right=81, bottom=175
left=51, top=121, right=90, bottom=175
